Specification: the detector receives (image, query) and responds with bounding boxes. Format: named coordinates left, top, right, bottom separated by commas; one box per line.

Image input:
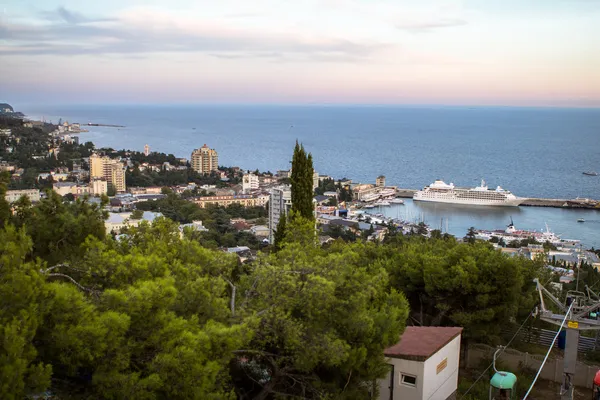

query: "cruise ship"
left=413, top=179, right=523, bottom=207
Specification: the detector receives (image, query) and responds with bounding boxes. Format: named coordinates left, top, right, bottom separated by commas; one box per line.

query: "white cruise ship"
left=413, top=179, right=523, bottom=207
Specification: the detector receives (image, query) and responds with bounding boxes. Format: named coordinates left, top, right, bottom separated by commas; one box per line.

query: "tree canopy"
left=0, top=142, right=549, bottom=399
left=290, top=141, right=314, bottom=221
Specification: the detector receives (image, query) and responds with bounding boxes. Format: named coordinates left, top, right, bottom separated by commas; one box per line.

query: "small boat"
left=583, top=171, right=599, bottom=176
left=364, top=204, right=375, bottom=209
left=375, top=200, right=390, bottom=207
left=390, top=198, right=405, bottom=204
left=577, top=218, right=585, bottom=223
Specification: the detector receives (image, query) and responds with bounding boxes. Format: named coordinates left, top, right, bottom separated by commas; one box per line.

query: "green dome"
left=490, top=371, right=517, bottom=389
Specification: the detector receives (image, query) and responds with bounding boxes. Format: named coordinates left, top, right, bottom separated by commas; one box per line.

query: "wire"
left=522, top=302, right=574, bottom=399
left=459, top=307, right=535, bottom=400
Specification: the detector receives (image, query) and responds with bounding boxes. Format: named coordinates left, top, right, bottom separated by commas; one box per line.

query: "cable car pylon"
left=533, top=278, right=600, bottom=400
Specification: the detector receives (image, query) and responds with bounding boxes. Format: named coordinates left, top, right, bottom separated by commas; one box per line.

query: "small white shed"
left=379, top=326, right=463, bottom=400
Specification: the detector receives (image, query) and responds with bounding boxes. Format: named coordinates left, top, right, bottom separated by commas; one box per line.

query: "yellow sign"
left=568, top=321, right=579, bottom=329
left=436, top=358, right=448, bottom=374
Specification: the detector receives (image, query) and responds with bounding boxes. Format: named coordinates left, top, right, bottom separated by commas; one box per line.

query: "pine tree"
left=290, top=141, right=314, bottom=221
left=273, top=212, right=287, bottom=250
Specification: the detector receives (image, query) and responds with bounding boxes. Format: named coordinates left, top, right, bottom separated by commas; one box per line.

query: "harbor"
left=361, top=198, right=600, bottom=248
left=391, top=188, right=599, bottom=210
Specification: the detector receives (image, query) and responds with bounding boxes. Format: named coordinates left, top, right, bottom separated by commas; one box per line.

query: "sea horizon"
left=14, top=102, right=600, bottom=111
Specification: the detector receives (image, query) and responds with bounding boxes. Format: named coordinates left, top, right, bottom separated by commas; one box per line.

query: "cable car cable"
left=522, top=302, right=574, bottom=399
left=459, top=307, right=535, bottom=399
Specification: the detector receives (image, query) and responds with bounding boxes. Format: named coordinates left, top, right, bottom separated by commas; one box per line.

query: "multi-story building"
left=376, top=175, right=386, bottom=187
left=89, top=154, right=126, bottom=193
left=277, top=170, right=291, bottom=179
left=5, top=189, right=41, bottom=203
left=242, top=173, right=260, bottom=193
left=144, top=144, right=150, bottom=156
left=268, top=186, right=292, bottom=243
left=313, top=171, right=319, bottom=190
left=193, top=194, right=269, bottom=209
left=89, top=154, right=105, bottom=179
left=53, top=179, right=108, bottom=197
left=191, top=144, right=218, bottom=174
left=90, top=178, right=108, bottom=196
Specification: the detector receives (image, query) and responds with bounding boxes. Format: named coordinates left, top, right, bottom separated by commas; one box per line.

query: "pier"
left=87, top=123, right=125, bottom=128
left=393, top=188, right=599, bottom=210
left=521, top=198, right=599, bottom=209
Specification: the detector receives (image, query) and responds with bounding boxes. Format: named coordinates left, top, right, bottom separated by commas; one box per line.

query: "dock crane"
left=533, top=279, right=600, bottom=400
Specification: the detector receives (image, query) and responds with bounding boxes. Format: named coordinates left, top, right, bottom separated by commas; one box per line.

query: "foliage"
left=273, top=212, right=287, bottom=250
left=11, top=190, right=108, bottom=265
left=136, top=194, right=267, bottom=249
left=325, top=223, right=358, bottom=242
left=0, top=171, right=11, bottom=227
left=130, top=209, right=144, bottom=219
left=0, top=226, right=52, bottom=399
left=233, top=217, right=409, bottom=399
left=290, top=141, right=315, bottom=221
left=314, top=177, right=337, bottom=195
left=380, top=236, right=544, bottom=343
left=0, top=141, right=553, bottom=399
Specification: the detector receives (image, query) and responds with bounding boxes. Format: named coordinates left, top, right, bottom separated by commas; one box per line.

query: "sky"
left=1, top=0, right=599, bottom=107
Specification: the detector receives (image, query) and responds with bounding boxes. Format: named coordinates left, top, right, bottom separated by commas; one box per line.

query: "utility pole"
left=533, top=279, right=600, bottom=400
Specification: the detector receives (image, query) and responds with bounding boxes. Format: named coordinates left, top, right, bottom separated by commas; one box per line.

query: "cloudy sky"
left=1, top=0, right=599, bottom=106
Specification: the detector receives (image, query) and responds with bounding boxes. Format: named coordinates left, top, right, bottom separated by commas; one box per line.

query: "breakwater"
left=86, top=123, right=125, bottom=128
left=393, top=188, right=598, bottom=210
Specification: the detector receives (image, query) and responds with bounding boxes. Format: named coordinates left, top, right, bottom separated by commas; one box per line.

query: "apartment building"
left=5, top=189, right=41, bottom=203
left=89, top=154, right=126, bottom=193
left=191, top=144, right=218, bottom=174
left=242, top=173, right=260, bottom=193
left=192, top=194, right=269, bottom=209
left=268, top=186, right=292, bottom=244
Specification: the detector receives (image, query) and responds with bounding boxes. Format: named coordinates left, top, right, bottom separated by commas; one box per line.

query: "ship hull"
left=413, top=195, right=523, bottom=207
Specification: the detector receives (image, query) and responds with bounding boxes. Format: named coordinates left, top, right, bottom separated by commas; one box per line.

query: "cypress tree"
left=273, top=212, right=287, bottom=250
left=290, top=141, right=314, bottom=221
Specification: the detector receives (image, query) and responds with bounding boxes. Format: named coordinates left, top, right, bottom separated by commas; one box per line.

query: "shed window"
left=401, top=374, right=417, bottom=387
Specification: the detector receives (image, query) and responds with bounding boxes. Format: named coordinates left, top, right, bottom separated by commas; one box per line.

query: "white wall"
left=422, top=335, right=461, bottom=400
left=379, top=335, right=461, bottom=400
left=382, top=358, right=424, bottom=400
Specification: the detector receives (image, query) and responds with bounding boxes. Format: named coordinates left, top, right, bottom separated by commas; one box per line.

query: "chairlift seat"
left=490, top=372, right=517, bottom=390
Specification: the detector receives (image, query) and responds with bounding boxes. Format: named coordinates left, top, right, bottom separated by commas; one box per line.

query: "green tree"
left=233, top=218, right=409, bottom=398
left=131, top=209, right=144, bottom=219
left=290, top=141, right=314, bottom=221
left=12, top=190, right=107, bottom=265
left=382, top=237, right=543, bottom=342
left=0, top=171, right=11, bottom=227
left=273, top=213, right=287, bottom=250
left=107, top=183, right=117, bottom=196
left=464, top=226, right=477, bottom=244
left=0, top=226, right=52, bottom=399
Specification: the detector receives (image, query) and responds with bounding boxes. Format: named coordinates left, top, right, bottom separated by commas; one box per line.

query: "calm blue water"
left=367, top=200, right=600, bottom=248
left=22, top=104, right=600, bottom=246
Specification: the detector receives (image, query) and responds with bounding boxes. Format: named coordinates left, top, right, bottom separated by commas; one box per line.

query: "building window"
left=401, top=374, right=417, bottom=387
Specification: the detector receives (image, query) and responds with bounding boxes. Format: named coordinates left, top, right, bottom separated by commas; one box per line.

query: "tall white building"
left=144, top=144, right=150, bottom=156
left=242, top=173, right=260, bottom=193
left=268, top=186, right=292, bottom=244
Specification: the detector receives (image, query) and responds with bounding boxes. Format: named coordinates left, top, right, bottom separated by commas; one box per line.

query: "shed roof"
left=384, top=326, right=463, bottom=361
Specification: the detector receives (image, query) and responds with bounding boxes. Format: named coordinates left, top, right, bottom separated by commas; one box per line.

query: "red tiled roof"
left=384, top=326, right=463, bottom=361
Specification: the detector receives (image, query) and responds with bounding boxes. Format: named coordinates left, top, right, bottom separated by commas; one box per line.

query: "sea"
left=22, top=104, right=600, bottom=247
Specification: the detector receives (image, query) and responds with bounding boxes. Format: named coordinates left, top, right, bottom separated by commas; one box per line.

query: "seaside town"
left=3, top=0, right=600, bottom=398
left=2, top=104, right=598, bottom=270
left=3, top=103, right=600, bottom=400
